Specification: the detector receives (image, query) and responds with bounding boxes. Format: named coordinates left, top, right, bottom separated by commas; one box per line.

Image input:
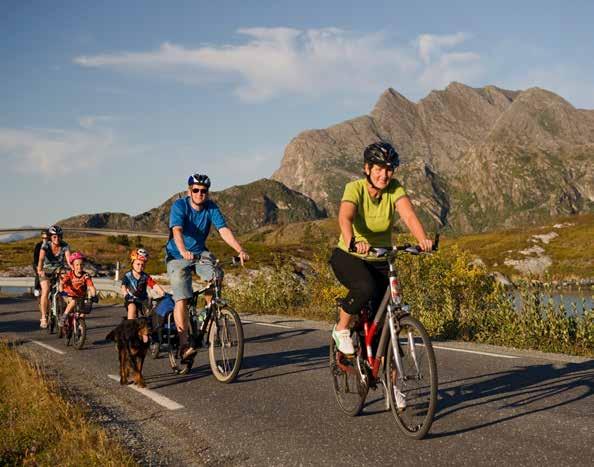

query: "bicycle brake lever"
left=405, top=246, right=421, bottom=255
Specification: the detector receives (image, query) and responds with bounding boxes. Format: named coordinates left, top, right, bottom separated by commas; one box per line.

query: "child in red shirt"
left=59, top=252, right=97, bottom=330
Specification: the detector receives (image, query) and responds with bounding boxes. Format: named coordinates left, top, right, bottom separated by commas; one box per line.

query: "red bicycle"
left=330, top=241, right=438, bottom=439
left=61, top=296, right=98, bottom=350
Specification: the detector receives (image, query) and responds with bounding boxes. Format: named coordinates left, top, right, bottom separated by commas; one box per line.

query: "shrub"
left=225, top=246, right=594, bottom=357
left=107, top=235, right=130, bottom=247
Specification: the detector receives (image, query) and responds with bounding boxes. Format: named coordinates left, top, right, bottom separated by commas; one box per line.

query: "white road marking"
left=107, top=374, right=184, bottom=410
left=432, top=345, right=519, bottom=359
left=242, top=319, right=292, bottom=329
left=31, top=340, right=65, bottom=355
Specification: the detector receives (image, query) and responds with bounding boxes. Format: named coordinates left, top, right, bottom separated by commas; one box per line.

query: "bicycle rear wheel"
left=72, top=318, right=86, bottom=350
left=329, top=334, right=368, bottom=416
left=386, top=315, right=437, bottom=439
left=208, top=306, right=243, bottom=383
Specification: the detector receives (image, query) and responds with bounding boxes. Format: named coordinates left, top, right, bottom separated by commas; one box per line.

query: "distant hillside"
left=273, top=82, right=594, bottom=233
left=243, top=214, right=594, bottom=281
left=59, top=178, right=326, bottom=235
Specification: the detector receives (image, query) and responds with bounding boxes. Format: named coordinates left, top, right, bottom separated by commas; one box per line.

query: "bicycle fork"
left=387, top=309, right=421, bottom=380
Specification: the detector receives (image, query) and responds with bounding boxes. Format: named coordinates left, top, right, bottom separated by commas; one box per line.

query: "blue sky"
left=1, top=0, right=593, bottom=228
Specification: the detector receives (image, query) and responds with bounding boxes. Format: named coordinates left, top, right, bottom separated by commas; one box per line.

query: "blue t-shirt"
left=165, top=197, right=227, bottom=260
left=121, top=271, right=155, bottom=302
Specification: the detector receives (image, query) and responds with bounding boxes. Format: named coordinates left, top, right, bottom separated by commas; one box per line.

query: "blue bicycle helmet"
left=187, top=173, right=211, bottom=188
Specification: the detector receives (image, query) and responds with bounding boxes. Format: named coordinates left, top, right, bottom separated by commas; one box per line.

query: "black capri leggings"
left=329, top=248, right=389, bottom=315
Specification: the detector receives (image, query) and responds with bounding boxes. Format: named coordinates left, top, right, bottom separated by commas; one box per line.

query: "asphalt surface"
left=1, top=297, right=593, bottom=466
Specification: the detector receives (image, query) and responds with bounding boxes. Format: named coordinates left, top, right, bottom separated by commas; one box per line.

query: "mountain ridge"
left=272, top=82, right=594, bottom=232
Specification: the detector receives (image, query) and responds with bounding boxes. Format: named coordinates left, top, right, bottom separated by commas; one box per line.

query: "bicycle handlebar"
left=349, top=233, right=440, bottom=258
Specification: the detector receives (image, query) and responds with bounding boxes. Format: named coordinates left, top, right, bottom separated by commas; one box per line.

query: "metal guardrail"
left=0, top=277, right=122, bottom=295
left=0, top=227, right=168, bottom=239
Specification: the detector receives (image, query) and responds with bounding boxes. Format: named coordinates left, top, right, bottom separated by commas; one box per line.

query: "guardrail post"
left=115, top=261, right=120, bottom=281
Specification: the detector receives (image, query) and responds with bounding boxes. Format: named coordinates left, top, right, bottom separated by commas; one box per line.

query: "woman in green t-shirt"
left=330, top=142, right=433, bottom=356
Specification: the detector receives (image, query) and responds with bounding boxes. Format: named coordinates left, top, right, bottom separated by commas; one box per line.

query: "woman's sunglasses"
left=191, top=188, right=208, bottom=194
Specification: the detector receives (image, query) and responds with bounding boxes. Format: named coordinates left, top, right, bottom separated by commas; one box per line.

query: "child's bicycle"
left=330, top=240, right=439, bottom=440
left=153, top=256, right=244, bottom=383
left=61, top=295, right=98, bottom=350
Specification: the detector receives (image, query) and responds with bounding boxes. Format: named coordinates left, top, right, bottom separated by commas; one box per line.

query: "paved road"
left=1, top=297, right=593, bottom=466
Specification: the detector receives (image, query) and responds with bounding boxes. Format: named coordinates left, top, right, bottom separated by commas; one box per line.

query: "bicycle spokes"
left=387, top=316, right=437, bottom=439
left=208, top=307, right=243, bottom=383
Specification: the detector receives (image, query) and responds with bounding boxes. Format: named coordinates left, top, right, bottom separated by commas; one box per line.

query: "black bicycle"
left=330, top=240, right=439, bottom=440
left=155, top=256, right=244, bottom=383
left=45, top=271, right=63, bottom=335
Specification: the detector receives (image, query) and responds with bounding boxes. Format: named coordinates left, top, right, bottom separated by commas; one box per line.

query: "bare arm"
left=338, top=201, right=370, bottom=254
left=37, top=249, right=46, bottom=276
left=218, top=227, right=249, bottom=265
left=395, top=196, right=433, bottom=251
left=172, top=226, right=193, bottom=260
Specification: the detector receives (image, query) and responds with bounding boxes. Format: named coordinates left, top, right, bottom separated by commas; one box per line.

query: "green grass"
left=0, top=340, right=136, bottom=466
left=446, top=213, right=594, bottom=280
left=3, top=213, right=594, bottom=281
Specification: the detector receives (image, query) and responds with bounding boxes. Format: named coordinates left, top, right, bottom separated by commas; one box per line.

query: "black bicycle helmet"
left=47, top=225, right=63, bottom=236
left=187, top=173, right=211, bottom=188
left=363, top=142, right=400, bottom=169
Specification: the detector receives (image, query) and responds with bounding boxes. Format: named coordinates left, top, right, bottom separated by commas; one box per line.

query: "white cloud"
left=419, top=52, right=483, bottom=89
left=78, top=115, right=114, bottom=129
left=74, top=27, right=480, bottom=102
left=0, top=127, right=115, bottom=176
left=417, top=32, right=469, bottom=64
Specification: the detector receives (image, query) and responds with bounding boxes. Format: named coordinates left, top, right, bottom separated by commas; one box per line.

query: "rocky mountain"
left=59, top=179, right=326, bottom=235
left=272, top=82, right=594, bottom=232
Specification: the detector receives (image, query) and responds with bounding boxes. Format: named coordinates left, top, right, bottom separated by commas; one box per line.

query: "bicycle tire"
left=149, top=338, right=160, bottom=359
left=47, top=293, right=58, bottom=335
left=329, top=334, right=368, bottom=416
left=64, top=324, right=71, bottom=346
left=208, top=306, right=243, bottom=383
left=386, top=315, right=437, bottom=439
left=72, top=318, right=86, bottom=350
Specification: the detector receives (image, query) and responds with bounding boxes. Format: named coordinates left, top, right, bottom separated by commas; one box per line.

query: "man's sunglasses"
left=191, top=188, right=208, bottom=194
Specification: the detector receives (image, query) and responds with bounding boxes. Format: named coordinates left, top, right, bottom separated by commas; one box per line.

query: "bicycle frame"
left=337, top=249, right=420, bottom=384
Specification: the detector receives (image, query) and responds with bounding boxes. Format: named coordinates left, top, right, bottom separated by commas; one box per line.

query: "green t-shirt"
left=337, top=178, right=407, bottom=260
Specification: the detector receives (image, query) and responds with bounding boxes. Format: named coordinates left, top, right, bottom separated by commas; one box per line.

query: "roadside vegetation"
left=1, top=214, right=593, bottom=356
left=227, top=242, right=594, bottom=357
left=0, top=340, right=136, bottom=466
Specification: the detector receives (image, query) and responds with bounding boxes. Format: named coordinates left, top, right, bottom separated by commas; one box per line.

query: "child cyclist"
left=121, top=248, right=166, bottom=319
left=59, top=252, right=97, bottom=336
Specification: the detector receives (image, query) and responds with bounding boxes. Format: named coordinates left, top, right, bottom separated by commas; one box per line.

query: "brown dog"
left=106, top=318, right=150, bottom=387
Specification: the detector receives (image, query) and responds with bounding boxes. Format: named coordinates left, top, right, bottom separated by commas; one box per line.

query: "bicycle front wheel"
left=47, top=294, right=58, bottom=335
left=208, top=306, right=243, bottom=383
left=386, top=315, right=437, bottom=439
left=329, top=334, right=368, bottom=417
left=72, top=318, right=86, bottom=350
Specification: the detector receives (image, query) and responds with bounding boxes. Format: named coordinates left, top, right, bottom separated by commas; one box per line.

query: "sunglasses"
left=191, top=188, right=208, bottom=194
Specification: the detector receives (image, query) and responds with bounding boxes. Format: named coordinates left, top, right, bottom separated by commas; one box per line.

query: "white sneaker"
left=332, top=325, right=355, bottom=355
left=394, top=388, right=407, bottom=409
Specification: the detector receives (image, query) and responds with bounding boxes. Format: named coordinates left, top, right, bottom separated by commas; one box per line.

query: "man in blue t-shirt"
left=166, top=173, right=249, bottom=360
